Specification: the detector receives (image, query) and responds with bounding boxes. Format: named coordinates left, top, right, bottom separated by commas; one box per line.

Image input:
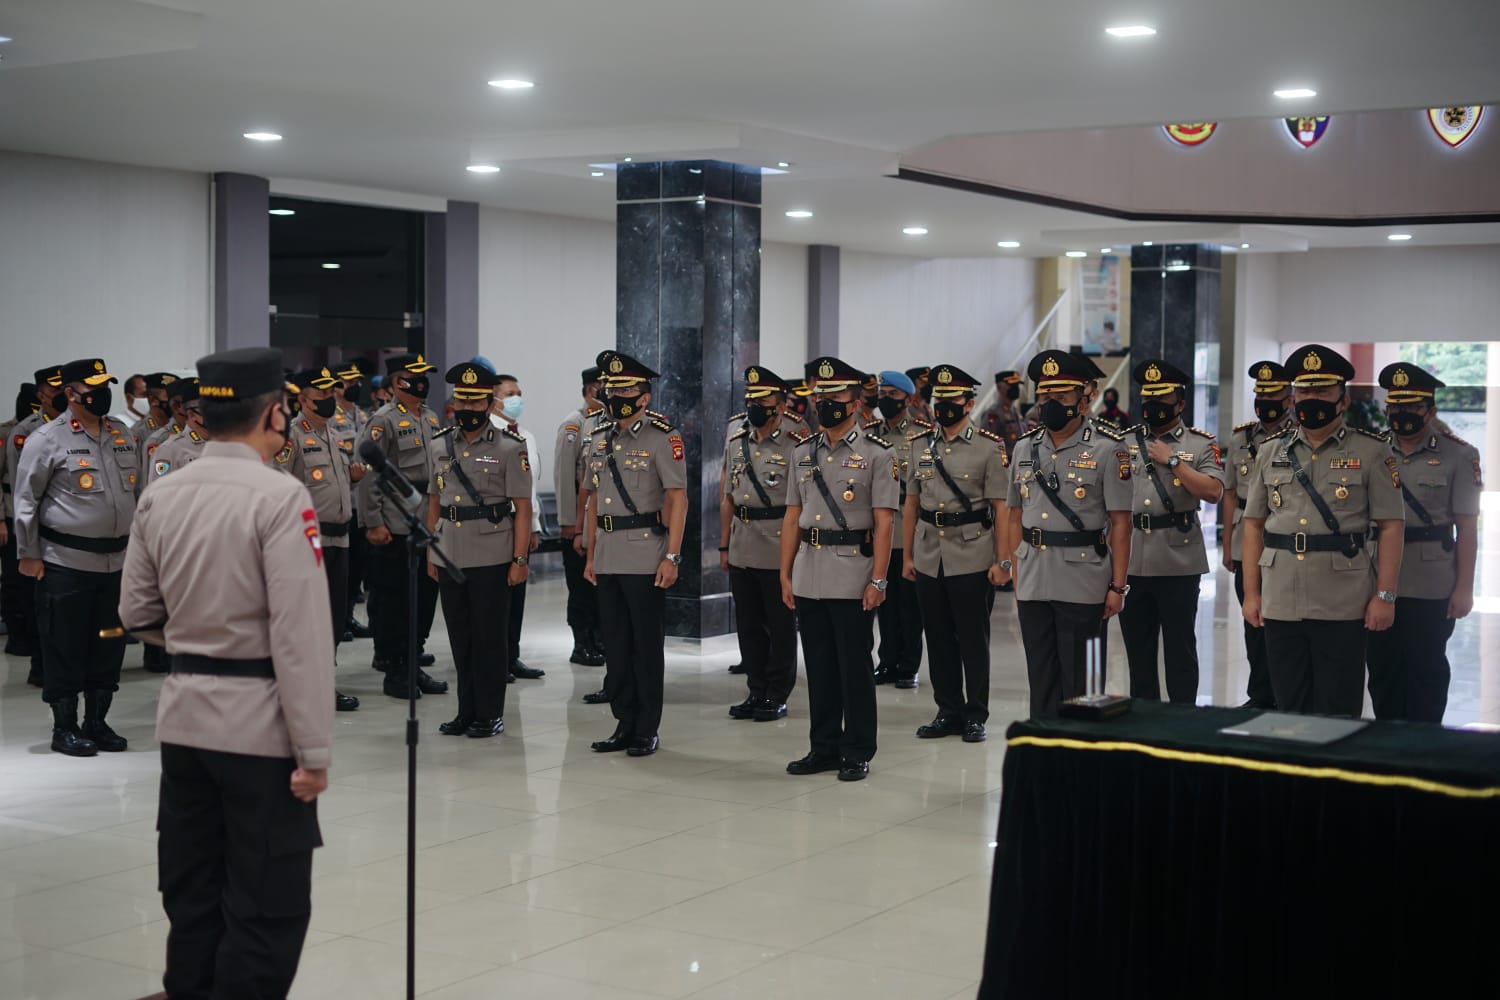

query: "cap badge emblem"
left=461, top=368, right=478, bottom=385
left=1305, top=351, right=1322, bottom=372
left=747, top=369, right=760, bottom=384
left=609, top=357, right=624, bottom=374
left=1145, top=364, right=1162, bottom=383
left=1258, top=365, right=1273, bottom=380
left=937, top=368, right=953, bottom=385
left=818, top=360, right=835, bottom=379
left=1041, top=358, right=1060, bottom=377
left=1392, top=369, right=1409, bottom=388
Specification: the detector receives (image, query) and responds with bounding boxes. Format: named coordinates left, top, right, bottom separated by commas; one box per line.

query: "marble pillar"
left=213, top=173, right=270, bottom=351
left=1129, top=244, right=1221, bottom=432
left=617, top=161, right=762, bottom=638
left=424, top=200, right=480, bottom=375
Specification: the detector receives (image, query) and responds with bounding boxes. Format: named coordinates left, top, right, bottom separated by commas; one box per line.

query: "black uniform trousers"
left=322, top=546, right=347, bottom=649
left=795, top=596, right=878, bottom=762
left=440, top=564, right=511, bottom=722
left=508, top=578, right=527, bottom=663
left=1366, top=597, right=1453, bottom=723
left=1264, top=617, right=1366, bottom=717
left=1016, top=600, right=1106, bottom=719
left=0, top=518, right=39, bottom=654
left=729, top=565, right=798, bottom=703
left=597, top=573, right=666, bottom=738
left=915, top=568, right=994, bottom=723
left=368, top=535, right=438, bottom=665
left=345, top=514, right=366, bottom=621
left=876, top=548, right=923, bottom=679
left=1231, top=561, right=1275, bottom=708
left=158, top=743, right=320, bottom=1000
left=37, top=563, right=125, bottom=703
left=1117, top=573, right=1201, bottom=704
left=561, top=537, right=599, bottom=632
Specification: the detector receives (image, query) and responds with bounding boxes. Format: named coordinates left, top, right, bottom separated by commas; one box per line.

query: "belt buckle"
left=808, top=527, right=821, bottom=547
left=602, top=514, right=614, bottom=533
left=1294, top=531, right=1307, bottom=554
left=1028, top=526, right=1042, bottom=548
left=933, top=511, right=946, bottom=527
left=447, top=504, right=458, bottom=522
left=738, top=506, right=750, bottom=523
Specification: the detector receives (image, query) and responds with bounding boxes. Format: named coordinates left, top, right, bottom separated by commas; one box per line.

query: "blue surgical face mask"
left=501, top=395, right=524, bottom=421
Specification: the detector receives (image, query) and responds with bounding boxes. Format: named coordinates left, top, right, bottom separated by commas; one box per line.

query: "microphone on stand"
left=358, top=440, right=423, bottom=507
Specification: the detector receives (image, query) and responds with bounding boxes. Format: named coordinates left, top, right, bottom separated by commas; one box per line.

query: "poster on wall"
left=1427, top=106, right=1484, bottom=147
left=1163, top=122, right=1218, bottom=146
left=1081, top=254, right=1122, bottom=356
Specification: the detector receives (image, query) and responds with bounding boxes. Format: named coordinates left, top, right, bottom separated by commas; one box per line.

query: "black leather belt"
left=1021, top=526, right=1105, bottom=548
left=170, top=654, right=275, bottom=679
left=918, top=507, right=992, bottom=528
left=1132, top=511, right=1197, bottom=533
left=39, top=526, right=128, bottom=554
left=598, top=511, right=662, bottom=532
left=444, top=501, right=515, bottom=524
left=1405, top=523, right=1455, bottom=548
left=801, top=527, right=870, bottom=546
left=736, top=504, right=786, bottom=522
left=319, top=520, right=351, bottom=537
left=1264, top=530, right=1366, bottom=554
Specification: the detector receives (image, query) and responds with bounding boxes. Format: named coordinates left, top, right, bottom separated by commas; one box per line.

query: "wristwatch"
left=665, top=553, right=683, bottom=567
left=869, top=578, right=889, bottom=592
left=1107, top=582, right=1131, bottom=597
left=998, top=559, right=1013, bottom=571
left=512, top=556, right=529, bottom=567
left=1166, top=455, right=1182, bottom=470
left=1376, top=590, right=1397, bottom=604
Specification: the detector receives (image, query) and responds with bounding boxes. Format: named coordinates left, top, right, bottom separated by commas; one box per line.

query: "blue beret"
left=879, top=370, right=916, bottom=395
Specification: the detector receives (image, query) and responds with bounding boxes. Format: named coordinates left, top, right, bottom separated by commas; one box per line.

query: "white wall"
left=1228, top=253, right=1283, bottom=426
left=838, top=252, right=1037, bottom=378
left=0, top=151, right=211, bottom=395
left=760, top=242, right=807, bottom=377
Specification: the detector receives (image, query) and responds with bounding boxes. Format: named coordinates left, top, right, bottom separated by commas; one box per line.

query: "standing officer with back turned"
left=554, top=365, right=608, bottom=667
left=121, top=347, right=333, bottom=1000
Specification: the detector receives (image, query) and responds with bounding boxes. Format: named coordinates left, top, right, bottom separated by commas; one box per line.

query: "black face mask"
left=79, top=387, right=113, bottom=417
left=311, top=397, right=337, bottom=419
left=454, top=409, right=488, bottom=433
left=746, top=402, right=776, bottom=428
left=790, top=399, right=807, bottom=417
left=266, top=405, right=292, bottom=448
left=1142, top=401, right=1177, bottom=430
left=1039, top=398, right=1079, bottom=431
left=401, top=376, right=430, bottom=400
left=1254, top=398, right=1286, bottom=424
left=920, top=385, right=934, bottom=403
left=934, top=400, right=968, bottom=427
left=817, top=398, right=852, bottom=428
left=862, top=393, right=878, bottom=411
left=607, top=395, right=641, bottom=420
left=1006, top=385, right=1021, bottom=401
left=1295, top=397, right=1340, bottom=430
left=1387, top=408, right=1426, bottom=438
left=876, top=396, right=907, bottom=420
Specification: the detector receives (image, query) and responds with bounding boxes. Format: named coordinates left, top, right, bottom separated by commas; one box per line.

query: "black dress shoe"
left=507, top=673, right=516, bottom=684
left=894, top=676, right=919, bottom=690
left=582, top=689, right=611, bottom=704
left=416, top=669, right=448, bottom=695
left=418, top=652, right=436, bottom=668
left=728, top=698, right=757, bottom=720
left=591, top=730, right=633, bottom=753
left=383, top=676, right=421, bottom=700
left=627, top=735, right=660, bottom=757
left=916, top=715, right=964, bottom=739
left=837, top=759, right=870, bottom=782
left=371, top=657, right=394, bottom=673
left=786, top=752, right=842, bottom=775
left=438, top=716, right=471, bottom=736
left=341, top=631, right=354, bottom=643
left=872, top=666, right=894, bottom=685
left=335, top=691, right=360, bottom=712
left=345, top=617, right=373, bottom=639
left=727, top=662, right=748, bottom=675
left=510, top=660, right=545, bottom=680
left=753, top=700, right=788, bottom=722
left=569, top=646, right=607, bottom=667
left=962, top=721, right=987, bottom=743
left=26, top=669, right=43, bottom=687
left=466, top=718, right=504, bottom=738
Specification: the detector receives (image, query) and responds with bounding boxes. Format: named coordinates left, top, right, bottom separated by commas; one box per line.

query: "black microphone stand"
left=369, top=473, right=464, bottom=1000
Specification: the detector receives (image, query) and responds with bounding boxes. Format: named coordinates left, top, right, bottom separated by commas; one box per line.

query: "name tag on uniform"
left=798, top=456, right=814, bottom=466
left=1016, top=458, right=1033, bottom=467
left=917, top=459, right=933, bottom=468
left=1329, top=458, right=1361, bottom=470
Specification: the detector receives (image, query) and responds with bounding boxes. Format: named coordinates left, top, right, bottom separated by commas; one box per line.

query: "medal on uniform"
left=436, top=473, right=445, bottom=490
left=1270, top=486, right=1282, bottom=508
left=1074, top=486, right=1086, bottom=499
left=1020, top=484, right=1030, bottom=500
left=1335, top=485, right=1349, bottom=500
left=843, top=488, right=855, bottom=502
left=1239, top=464, right=1248, bottom=476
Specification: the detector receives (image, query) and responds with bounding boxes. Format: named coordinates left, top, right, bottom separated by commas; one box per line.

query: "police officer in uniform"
left=781, top=356, right=899, bottom=782
left=720, top=365, right=807, bottom=721
left=905, top=366, right=936, bottom=426
left=1241, top=344, right=1405, bottom=716
left=425, top=362, right=534, bottom=738
left=146, top=380, right=208, bottom=485
left=15, top=358, right=139, bottom=756
left=1007, top=350, right=1133, bottom=718
left=1116, top=360, right=1225, bottom=704
left=354, top=353, right=448, bottom=698
left=1220, top=360, right=1295, bottom=708
left=133, top=372, right=175, bottom=450
left=142, top=376, right=194, bottom=467
left=4, top=368, right=62, bottom=678
left=980, top=370, right=1026, bottom=452
left=331, top=363, right=373, bottom=641
left=556, top=365, right=608, bottom=666
left=870, top=369, right=930, bottom=688
left=788, top=378, right=814, bottom=429
left=121, top=346, right=333, bottom=1000
left=903, top=364, right=1010, bottom=742
left=1365, top=362, right=1481, bottom=722
left=0, top=384, right=33, bottom=663
left=581, top=351, right=688, bottom=756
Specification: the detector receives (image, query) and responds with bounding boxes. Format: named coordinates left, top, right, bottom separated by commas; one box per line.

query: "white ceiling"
left=2, top=0, right=1499, bottom=257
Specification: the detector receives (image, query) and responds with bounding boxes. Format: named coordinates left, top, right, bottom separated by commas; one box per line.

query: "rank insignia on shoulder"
left=651, top=417, right=675, bottom=434
left=1233, top=420, right=1258, bottom=434
left=504, top=426, right=526, bottom=443
left=863, top=432, right=893, bottom=449
left=433, top=426, right=455, bottom=439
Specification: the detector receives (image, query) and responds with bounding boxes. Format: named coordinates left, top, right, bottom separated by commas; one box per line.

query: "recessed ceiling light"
left=1105, top=25, right=1156, bottom=38
left=1387, top=233, right=1413, bottom=241
left=243, top=132, right=282, bottom=142
left=487, top=79, right=534, bottom=90
left=1142, top=240, right=1154, bottom=246
left=1166, top=263, right=1192, bottom=272
left=268, top=209, right=296, bottom=217
left=0, top=36, right=13, bottom=44
left=1240, top=243, right=1251, bottom=249
left=1065, top=250, right=1087, bottom=258
left=623, top=156, right=633, bottom=162
left=777, top=161, right=791, bottom=168
left=591, top=171, right=605, bottom=177
left=996, top=240, right=1021, bottom=248
left=1100, top=247, right=1113, bottom=254
left=321, top=262, right=340, bottom=270
left=1274, top=87, right=1317, bottom=99
left=785, top=210, right=813, bottom=219
left=903, top=227, right=929, bottom=236
left=466, top=164, right=500, bottom=174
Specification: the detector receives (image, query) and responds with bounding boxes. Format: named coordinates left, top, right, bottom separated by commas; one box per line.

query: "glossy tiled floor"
left=1, top=524, right=1496, bottom=999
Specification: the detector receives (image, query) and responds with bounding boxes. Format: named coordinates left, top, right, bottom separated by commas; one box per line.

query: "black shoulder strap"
left=1399, top=481, right=1434, bottom=526
left=444, top=432, right=486, bottom=509
left=1285, top=442, right=1341, bottom=533
left=1032, top=468, right=1087, bottom=532
left=927, top=432, right=972, bottom=513
left=603, top=427, right=642, bottom=515
left=1135, top=426, right=1176, bottom=514
left=739, top=434, right=773, bottom=508
left=807, top=439, right=850, bottom=531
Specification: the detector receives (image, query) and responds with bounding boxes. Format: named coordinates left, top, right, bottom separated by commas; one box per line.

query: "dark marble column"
left=1129, top=244, right=1221, bottom=433
left=617, top=161, right=762, bottom=638
left=424, top=200, right=480, bottom=375
left=213, top=173, right=270, bottom=351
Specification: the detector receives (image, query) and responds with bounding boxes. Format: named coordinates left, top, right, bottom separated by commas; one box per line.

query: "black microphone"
left=358, top=440, right=423, bottom=506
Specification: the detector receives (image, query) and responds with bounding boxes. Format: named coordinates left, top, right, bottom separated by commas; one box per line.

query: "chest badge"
left=436, top=473, right=445, bottom=490
left=1334, top=485, right=1348, bottom=500
left=311, top=468, right=325, bottom=482
left=842, top=488, right=855, bottom=502
left=79, top=472, right=95, bottom=490
left=1074, top=485, right=1086, bottom=500
left=1239, top=464, right=1249, bottom=476
left=1270, top=486, right=1283, bottom=508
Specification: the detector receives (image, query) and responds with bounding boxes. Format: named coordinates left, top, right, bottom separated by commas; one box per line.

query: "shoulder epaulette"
left=644, top=409, right=669, bottom=421
left=790, top=428, right=811, bottom=444
left=728, top=427, right=749, bottom=442
left=863, top=431, right=894, bottom=450
left=1439, top=428, right=1474, bottom=448
left=1265, top=426, right=1295, bottom=441
left=726, top=412, right=746, bottom=423
left=433, top=425, right=456, bottom=439
left=503, top=425, right=527, bottom=443
left=863, top=418, right=882, bottom=430
left=910, top=418, right=934, bottom=431
left=650, top=417, right=675, bottom=433
left=784, top=411, right=806, bottom=425
left=1353, top=427, right=1391, bottom=443
left=1187, top=426, right=1216, bottom=439
left=977, top=427, right=1005, bottom=444
left=904, top=429, right=927, bottom=442
left=1094, top=423, right=1126, bottom=441
left=1233, top=420, right=1258, bottom=434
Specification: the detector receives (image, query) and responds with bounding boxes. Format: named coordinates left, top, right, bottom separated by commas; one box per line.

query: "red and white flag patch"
left=301, top=509, right=323, bottom=566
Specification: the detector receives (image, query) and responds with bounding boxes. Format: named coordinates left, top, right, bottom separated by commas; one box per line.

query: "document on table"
left=1218, top=712, right=1369, bottom=745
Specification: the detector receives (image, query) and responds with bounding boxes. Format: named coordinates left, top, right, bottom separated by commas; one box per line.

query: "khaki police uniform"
left=147, top=427, right=208, bottom=484
left=871, top=413, right=930, bottom=685
left=329, top=403, right=369, bottom=630
left=3, top=406, right=53, bottom=669
left=277, top=412, right=355, bottom=658
left=555, top=400, right=607, bottom=658
left=1117, top=420, right=1224, bottom=704
left=908, top=422, right=1009, bottom=727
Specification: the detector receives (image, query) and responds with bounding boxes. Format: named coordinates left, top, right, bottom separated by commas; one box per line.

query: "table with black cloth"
left=979, top=701, right=1500, bottom=1000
